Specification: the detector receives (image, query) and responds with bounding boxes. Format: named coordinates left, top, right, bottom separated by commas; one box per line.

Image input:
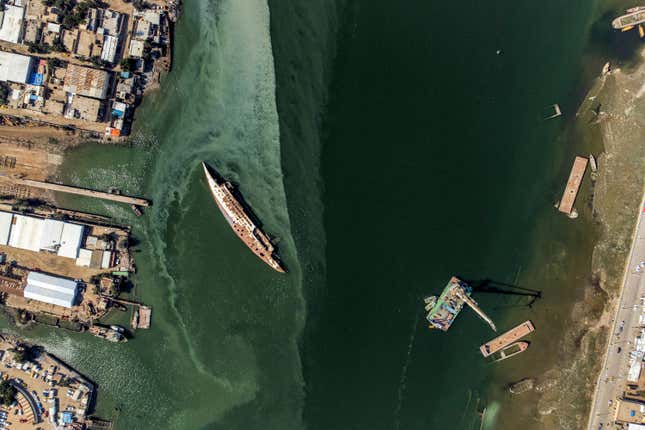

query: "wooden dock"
left=480, top=320, right=535, bottom=357
left=14, top=178, right=150, bottom=207
left=558, top=156, right=588, bottom=215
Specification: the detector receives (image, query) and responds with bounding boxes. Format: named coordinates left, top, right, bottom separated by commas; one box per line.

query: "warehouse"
left=0, top=4, right=25, bottom=44
left=58, top=223, right=84, bottom=259
left=9, top=214, right=44, bottom=252
left=63, top=64, right=111, bottom=99
left=0, top=51, right=33, bottom=84
left=0, top=212, right=13, bottom=245
left=23, top=271, right=77, bottom=308
left=4, top=212, right=84, bottom=259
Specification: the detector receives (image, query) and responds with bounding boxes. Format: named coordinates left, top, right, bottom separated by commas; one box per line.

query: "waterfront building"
left=0, top=212, right=84, bottom=259
left=23, top=271, right=78, bottom=308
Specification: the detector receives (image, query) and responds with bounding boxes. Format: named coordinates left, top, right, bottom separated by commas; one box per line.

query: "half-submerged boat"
left=202, top=162, right=286, bottom=273
left=490, top=341, right=529, bottom=363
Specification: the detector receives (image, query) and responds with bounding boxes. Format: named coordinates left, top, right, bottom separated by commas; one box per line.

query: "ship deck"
left=480, top=320, right=535, bottom=357
left=426, top=277, right=471, bottom=331
left=613, top=11, right=645, bottom=29
left=558, top=156, right=588, bottom=215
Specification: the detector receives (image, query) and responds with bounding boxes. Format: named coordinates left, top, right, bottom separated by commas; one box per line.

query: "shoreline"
left=519, top=49, right=645, bottom=429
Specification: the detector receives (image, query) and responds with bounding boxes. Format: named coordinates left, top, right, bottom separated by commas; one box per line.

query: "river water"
left=0, top=0, right=624, bottom=429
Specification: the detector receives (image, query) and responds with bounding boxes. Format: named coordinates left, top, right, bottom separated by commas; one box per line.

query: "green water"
left=0, top=0, right=627, bottom=429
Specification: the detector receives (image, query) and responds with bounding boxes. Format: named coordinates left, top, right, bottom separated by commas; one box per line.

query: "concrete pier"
left=14, top=178, right=150, bottom=207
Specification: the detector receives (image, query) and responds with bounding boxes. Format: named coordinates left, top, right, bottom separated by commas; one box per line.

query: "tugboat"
left=88, top=325, right=126, bottom=343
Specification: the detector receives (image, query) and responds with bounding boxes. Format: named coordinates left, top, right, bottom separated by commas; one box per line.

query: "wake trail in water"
left=393, top=311, right=420, bottom=429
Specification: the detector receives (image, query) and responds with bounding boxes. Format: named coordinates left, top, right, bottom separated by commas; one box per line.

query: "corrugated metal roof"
left=24, top=272, right=77, bottom=308
left=100, top=250, right=112, bottom=269
left=57, top=223, right=83, bottom=259
left=75, top=248, right=92, bottom=267
left=9, top=214, right=44, bottom=252
left=0, top=5, right=24, bottom=44
left=63, top=64, right=110, bottom=100
left=24, top=285, right=74, bottom=308
left=0, top=51, right=32, bottom=84
left=39, top=219, right=64, bottom=252
left=0, top=212, right=13, bottom=245
left=27, top=271, right=77, bottom=294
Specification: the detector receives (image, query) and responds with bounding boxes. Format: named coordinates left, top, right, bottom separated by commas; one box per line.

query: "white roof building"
left=0, top=5, right=25, bottom=44
left=101, top=35, right=118, bottom=63
left=143, top=10, right=160, bottom=25
left=5, top=212, right=84, bottom=258
left=24, top=272, right=78, bottom=308
left=58, top=223, right=83, bottom=259
left=75, top=248, right=92, bottom=267
left=0, top=51, right=33, bottom=84
left=39, top=219, right=64, bottom=252
left=9, top=214, right=44, bottom=252
left=129, top=39, right=144, bottom=58
left=0, top=212, right=13, bottom=245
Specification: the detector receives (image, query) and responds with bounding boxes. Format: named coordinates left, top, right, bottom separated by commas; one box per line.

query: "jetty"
left=480, top=320, right=535, bottom=357
left=13, top=178, right=150, bottom=207
left=558, top=156, right=588, bottom=216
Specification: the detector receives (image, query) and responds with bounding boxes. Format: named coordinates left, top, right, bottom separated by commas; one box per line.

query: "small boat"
left=491, top=341, right=529, bottom=363
left=131, top=205, right=142, bottom=217
left=88, top=325, right=127, bottom=343
left=621, top=25, right=635, bottom=32
left=109, top=325, right=125, bottom=333
left=639, top=24, right=644, bottom=37
left=589, top=154, right=598, bottom=172
left=602, top=62, right=611, bottom=75
left=543, top=104, right=562, bottom=120
left=508, top=377, right=535, bottom=394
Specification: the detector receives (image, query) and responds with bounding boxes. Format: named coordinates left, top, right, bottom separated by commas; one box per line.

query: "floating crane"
left=424, top=277, right=496, bottom=332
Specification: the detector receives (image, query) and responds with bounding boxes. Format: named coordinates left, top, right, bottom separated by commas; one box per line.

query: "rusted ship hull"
left=202, top=162, right=286, bottom=273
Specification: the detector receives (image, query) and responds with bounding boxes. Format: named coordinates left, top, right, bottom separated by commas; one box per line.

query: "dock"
left=558, top=156, right=588, bottom=216
left=480, top=320, right=535, bottom=357
left=103, top=295, right=152, bottom=330
left=13, top=178, right=150, bottom=207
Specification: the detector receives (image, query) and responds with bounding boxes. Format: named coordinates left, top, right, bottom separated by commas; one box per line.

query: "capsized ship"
left=202, top=162, right=286, bottom=273
left=424, top=277, right=496, bottom=331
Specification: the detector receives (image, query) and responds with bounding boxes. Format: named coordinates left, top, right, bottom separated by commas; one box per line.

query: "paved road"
left=588, top=194, right=645, bottom=430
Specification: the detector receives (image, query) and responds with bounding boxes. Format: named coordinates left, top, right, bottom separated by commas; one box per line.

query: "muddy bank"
left=534, top=52, right=645, bottom=429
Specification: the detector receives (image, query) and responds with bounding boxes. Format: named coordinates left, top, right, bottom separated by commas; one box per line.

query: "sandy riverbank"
left=534, top=52, right=645, bottom=429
